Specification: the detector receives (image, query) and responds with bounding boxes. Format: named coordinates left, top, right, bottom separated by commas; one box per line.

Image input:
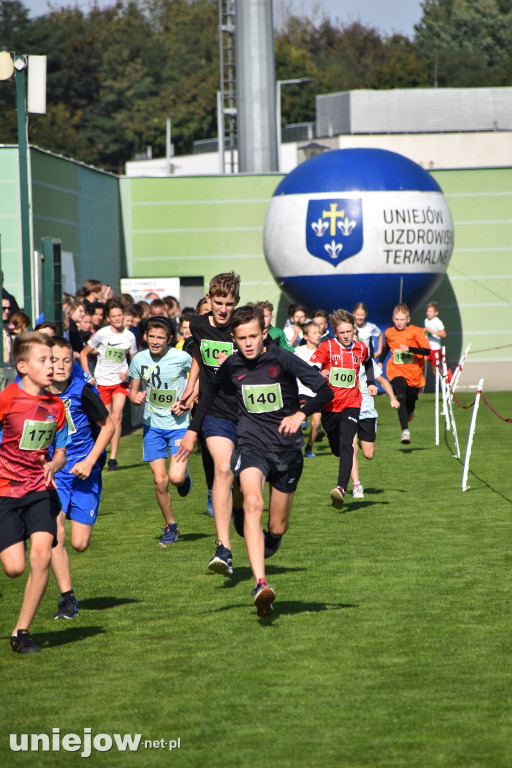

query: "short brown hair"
left=208, top=271, right=240, bottom=300
left=105, top=298, right=124, bottom=317
left=393, top=303, right=410, bottom=316
left=255, top=300, right=273, bottom=313
left=13, top=331, right=53, bottom=369
left=231, top=304, right=264, bottom=332
left=329, top=309, right=355, bottom=328
left=427, top=301, right=440, bottom=312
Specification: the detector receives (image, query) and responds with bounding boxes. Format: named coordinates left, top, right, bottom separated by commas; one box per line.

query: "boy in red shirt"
left=0, top=332, right=69, bottom=653
left=310, top=309, right=377, bottom=509
left=379, top=303, right=431, bottom=444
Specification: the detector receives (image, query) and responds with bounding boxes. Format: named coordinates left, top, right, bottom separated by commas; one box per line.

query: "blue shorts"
left=142, top=425, right=188, bottom=462
left=201, top=416, right=237, bottom=444
left=56, top=468, right=102, bottom=526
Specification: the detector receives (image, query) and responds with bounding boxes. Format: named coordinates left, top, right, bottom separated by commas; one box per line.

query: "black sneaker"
left=232, top=506, right=244, bottom=538
left=54, top=597, right=80, bottom=620
left=10, top=629, right=41, bottom=654
left=251, top=579, right=275, bottom=617
left=177, top=469, right=192, bottom=498
left=263, top=530, right=283, bottom=559
left=107, top=458, right=120, bottom=472
left=208, top=541, right=233, bottom=575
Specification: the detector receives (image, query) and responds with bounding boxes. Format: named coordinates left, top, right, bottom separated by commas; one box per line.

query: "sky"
left=23, top=0, right=425, bottom=39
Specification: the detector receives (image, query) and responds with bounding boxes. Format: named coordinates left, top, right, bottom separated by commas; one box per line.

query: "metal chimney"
left=235, top=0, right=278, bottom=172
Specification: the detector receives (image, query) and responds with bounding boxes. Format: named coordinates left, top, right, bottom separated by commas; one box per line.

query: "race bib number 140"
left=242, top=384, right=283, bottom=413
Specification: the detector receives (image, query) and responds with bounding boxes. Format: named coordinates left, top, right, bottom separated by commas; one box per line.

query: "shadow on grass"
left=34, top=625, right=107, bottom=649
left=79, top=596, right=141, bottom=611
left=345, top=500, right=390, bottom=512
left=399, top=447, right=429, bottom=454
left=176, top=532, right=211, bottom=543
left=208, top=601, right=356, bottom=619
left=215, top=564, right=307, bottom=590
left=443, top=428, right=512, bottom=502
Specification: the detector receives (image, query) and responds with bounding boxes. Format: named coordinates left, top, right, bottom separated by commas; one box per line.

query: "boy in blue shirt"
left=48, top=338, right=114, bottom=619
left=129, top=317, right=192, bottom=546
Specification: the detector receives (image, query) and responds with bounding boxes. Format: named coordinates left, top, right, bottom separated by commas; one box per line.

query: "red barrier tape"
left=451, top=391, right=512, bottom=422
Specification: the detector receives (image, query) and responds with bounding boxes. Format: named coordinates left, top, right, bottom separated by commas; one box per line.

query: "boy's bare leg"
left=50, top=511, right=72, bottom=593
left=13, top=531, right=54, bottom=633
left=308, top=412, right=321, bottom=446
left=267, top=487, right=293, bottom=537
left=69, top=521, right=93, bottom=553
left=206, top=436, right=234, bottom=550
left=169, top=453, right=187, bottom=489
left=0, top=540, right=26, bottom=579
left=350, top=434, right=360, bottom=486
left=108, top=392, right=126, bottom=461
left=239, top=467, right=266, bottom=584
left=150, top=458, right=176, bottom=524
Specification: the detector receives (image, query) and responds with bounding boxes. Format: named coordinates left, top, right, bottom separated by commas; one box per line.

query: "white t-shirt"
left=356, top=321, right=381, bottom=350
left=294, top=345, right=317, bottom=398
left=359, top=360, right=383, bottom=420
left=88, top=326, right=138, bottom=385
left=424, top=316, right=445, bottom=351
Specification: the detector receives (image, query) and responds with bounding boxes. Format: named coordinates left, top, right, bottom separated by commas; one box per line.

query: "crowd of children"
left=0, top=273, right=448, bottom=646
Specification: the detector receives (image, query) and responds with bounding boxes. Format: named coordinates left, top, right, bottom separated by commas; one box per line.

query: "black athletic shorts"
left=230, top=444, right=304, bottom=494
left=0, top=489, right=60, bottom=553
left=357, top=418, right=377, bottom=443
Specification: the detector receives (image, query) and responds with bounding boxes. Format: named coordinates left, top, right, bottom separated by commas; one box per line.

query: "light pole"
left=276, top=77, right=312, bottom=173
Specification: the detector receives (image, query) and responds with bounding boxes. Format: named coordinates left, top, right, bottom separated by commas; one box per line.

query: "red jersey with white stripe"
left=310, top=338, right=369, bottom=412
left=0, top=382, right=67, bottom=498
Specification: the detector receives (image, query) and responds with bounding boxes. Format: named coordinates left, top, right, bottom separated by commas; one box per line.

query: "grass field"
left=1, top=391, right=511, bottom=768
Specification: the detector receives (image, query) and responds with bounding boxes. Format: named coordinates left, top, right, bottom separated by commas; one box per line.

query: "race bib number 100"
left=242, top=384, right=283, bottom=413
left=200, top=339, right=233, bottom=367
left=149, top=388, right=177, bottom=408
left=394, top=350, right=414, bottom=365
left=105, top=344, right=125, bottom=362
left=329, top=368, right=356, bottom=388
left=19, top=420, right=57, bottom=451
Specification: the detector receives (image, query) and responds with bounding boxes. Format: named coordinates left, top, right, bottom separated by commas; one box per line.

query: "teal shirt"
left=129, top=347, right=191, bottom=429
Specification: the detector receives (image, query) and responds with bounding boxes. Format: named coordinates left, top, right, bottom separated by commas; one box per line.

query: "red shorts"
left=429, top=349, right=441, bottom=368
left=97, top=382, right=130, bottom=406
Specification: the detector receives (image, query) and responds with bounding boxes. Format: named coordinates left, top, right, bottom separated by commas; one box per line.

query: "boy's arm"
left=376, top=374, right=400, bottom=409
left=70, top=416, right=114, bottom=480
left=79, top=343, right=93, bottom=372
left=129, top=377, right=146, bottom=405
left=180, top=348, right=201, bottom=406
left=374, top=331, right=383, bottom=358
left=43, top=447, right=67, bottom=488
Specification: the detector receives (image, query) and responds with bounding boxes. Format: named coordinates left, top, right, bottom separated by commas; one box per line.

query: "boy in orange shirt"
left=379, top=303, right=430, bottom=444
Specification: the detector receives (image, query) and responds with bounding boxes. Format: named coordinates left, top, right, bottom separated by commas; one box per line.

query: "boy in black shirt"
left=180, top=272, right=240, bottom=575
left=177, top=305, right=333, bottom=617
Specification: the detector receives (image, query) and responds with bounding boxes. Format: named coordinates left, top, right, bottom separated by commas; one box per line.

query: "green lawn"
left=1, top=392, right=511, bottom=767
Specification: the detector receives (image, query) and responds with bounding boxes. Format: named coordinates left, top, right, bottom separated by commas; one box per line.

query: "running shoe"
left=54, top=597, right=80, bottom=620
left=10, top=629, right=41, bottom=654
left=159, top=523, right=179, bottom=546
left=232, top=506, right=245, bottom=538
left=177, top=469, right=192, bottom=498
left=315, top=429, right=326, bottom=442
left=304, top=445, right=316, bottom=458
left=251, top=579, right=275, bottom=617
left=330, top=486, right=345, bottom=509
left=107, top=458, right=119, bottom=472
left=401, top=429, right=411, bottom=444
left=208, top=541, right=233, bottom=575
left=301, top=419, right=309, bottom=431
left=206, top=490, right=214, bottom=517
left=352, top=484, right=365, bottom=499
left=264, top=530, right=283, bottom=559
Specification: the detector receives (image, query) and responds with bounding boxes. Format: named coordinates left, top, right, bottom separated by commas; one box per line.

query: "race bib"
left=242, top=384, right=283, bottom=413
left=63, top=399, right=77, bottom=435
left=394, top=350, right=414, bottom=365
left=200, top=339, right=233, bottom=368
left=20, top=420, right=57, bottom=451
left=149, top=388, right=178, bottom=409
left=105, top=344, right=125, bottom=362
left=329, top=368, right=356, bottom=388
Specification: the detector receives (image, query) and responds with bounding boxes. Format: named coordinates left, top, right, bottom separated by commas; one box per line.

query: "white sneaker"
left=401, top=429, right=411, bottom=444
left=352, top=484, right=364, bottom=499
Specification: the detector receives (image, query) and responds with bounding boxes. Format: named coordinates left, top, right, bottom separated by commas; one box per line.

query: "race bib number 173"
left=19, top=420, right=57, bottom=451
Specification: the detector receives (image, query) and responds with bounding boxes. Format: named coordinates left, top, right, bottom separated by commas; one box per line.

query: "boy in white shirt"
left=424, top=301, right=446, bottom=371
left=79, top=298, right=137, bottom=471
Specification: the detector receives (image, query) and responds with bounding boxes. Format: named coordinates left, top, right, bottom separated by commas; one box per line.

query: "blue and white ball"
left=263, top=148, right=454, bottom=328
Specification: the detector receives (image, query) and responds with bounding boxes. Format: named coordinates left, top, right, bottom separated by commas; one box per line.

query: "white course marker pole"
left=435, top=364, right=440, bottom=445
left=441, top=347, right=450, bottom=431
left=451, top=343, right=471, bottom=394
left=447, top=380, right=460, bottom=459
left=462, top=378, right=484, bottom=492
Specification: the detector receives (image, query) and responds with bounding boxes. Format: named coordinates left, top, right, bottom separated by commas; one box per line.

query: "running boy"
left=79, top=298, right=137, bottom=470
left=379, top=303, right=430, bottom=444
left=177, top=305, right=332, bottom=616
left=0, top=332, right=68, bottom=653
left=310, top=309, right=377, bottom=509
left=294, top=320, right=323, bottom=457
left=424, top=301, right=447, bottom=372
left=180, top=272, right=240, bottom=575
left=350, top=352, right=399, bottom=498
left=48, top=338, right=114, bottom=619
left=129, top=317, right=192, bottom=546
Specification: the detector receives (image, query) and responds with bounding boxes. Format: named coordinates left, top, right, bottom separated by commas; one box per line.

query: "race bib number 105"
left=200, top=339, right=233, bottom=367
left=19, top=420, right=57, bottom=451
left=242, top=384, right=283, bottom=413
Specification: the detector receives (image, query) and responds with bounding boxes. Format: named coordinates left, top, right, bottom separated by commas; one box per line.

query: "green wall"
left=0, top=147, right=23, bottom=305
